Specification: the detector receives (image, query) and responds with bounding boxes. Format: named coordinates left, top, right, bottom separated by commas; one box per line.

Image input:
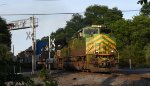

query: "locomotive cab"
left=83, top=25, right=111, bottom=36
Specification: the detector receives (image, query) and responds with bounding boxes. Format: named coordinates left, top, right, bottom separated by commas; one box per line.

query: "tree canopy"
left=0, top=17, right=12, bottom=60
left=84, top=5, right=123, bottom=25
left=110, top=15, right=150, bottom=68
left=138, top=0, right=148, bottom=5
left=51, top=13, right=85, bottom=48
left=0, top=17, right=33, bottom=86
left=0, top=17, right=11, bottom=48
left=140, top=2, right=150, bottom=16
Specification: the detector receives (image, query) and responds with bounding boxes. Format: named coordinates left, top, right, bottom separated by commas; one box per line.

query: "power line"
left=0, top=4, right=6, bottom=6
left=122, top=9, right=140, bottom=12
left=0, top=13, right=81, bottom=16
left=36, top=0, right=60, bottom=1
left=0, top=9, right=141, bottom=16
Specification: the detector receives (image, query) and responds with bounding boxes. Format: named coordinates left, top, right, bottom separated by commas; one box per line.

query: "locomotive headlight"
left=95, top=50, right=99, bottom=54
left=96, top=50, right=99, bottom=52
left=111, top=50, right=114, bottom=53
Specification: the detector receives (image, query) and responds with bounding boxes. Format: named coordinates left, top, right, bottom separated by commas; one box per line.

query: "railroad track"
left=51, top=70, right=150, bottom=86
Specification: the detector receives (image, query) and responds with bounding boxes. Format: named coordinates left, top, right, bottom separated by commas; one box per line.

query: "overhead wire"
left=0, top=13, right=79, bottom=16
left=122, top=9, right=140, bottom=12
left=0, top=9, right=141, bottom=16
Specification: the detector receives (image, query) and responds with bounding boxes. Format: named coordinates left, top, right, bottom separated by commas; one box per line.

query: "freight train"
left=54, top=25, right=119, bottom=72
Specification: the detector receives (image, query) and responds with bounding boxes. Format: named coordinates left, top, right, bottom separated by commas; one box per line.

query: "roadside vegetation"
left=0, top=17, right=34, bottom=86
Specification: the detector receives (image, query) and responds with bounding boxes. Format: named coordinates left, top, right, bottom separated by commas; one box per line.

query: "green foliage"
left=44, top=80, right=58, bottom=86
left=144, top=43, right=150, bottom=66
left=39, top=68, right=49, bottom=81
left=110, top=15, right=150, bottom=68
left=52, top=13, right=85, bottom=48
left=119, top=45, right=145, bottom=68
left=84, top=5, right=122, bottom=25
left=0, top=17, right=12, bottom=74
left=110, top=19, right=132, bottom=50
left=38, top=68, right=58, bottom=86
left=0, top=17, right=32, bottom=86
left=0, top=60, right=34, bottom=86
left=138, top=0, right=148, bottom=5
left=0, top=44, right=12, bottom=60
left=131, top=16, right=150, bottom=48
left=65, top=14, right=85, bottom=38
left=140, top=2, right=150, bottom=17
left=0, top=17, right=11, bottom=48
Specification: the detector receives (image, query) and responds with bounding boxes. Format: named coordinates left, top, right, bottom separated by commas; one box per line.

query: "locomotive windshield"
left=100, top=28, right=111, bottom=34
left=84, top=28, right=98, bottom=34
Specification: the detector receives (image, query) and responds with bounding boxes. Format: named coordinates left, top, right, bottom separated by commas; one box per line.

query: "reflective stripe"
left=86, top=34, right=116, bottom=54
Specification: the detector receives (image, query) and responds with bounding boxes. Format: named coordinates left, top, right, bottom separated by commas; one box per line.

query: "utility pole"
left=13, top=45, right=14, bottom=56
left=12, top=44, right=15, bottom=61
left=49, top=35, right=51, bottom=71
left=129, top=59, right=132, bottom=69
left=12, top=45, right=16, bottom=73
left=31, top=16, right=36, bottom=74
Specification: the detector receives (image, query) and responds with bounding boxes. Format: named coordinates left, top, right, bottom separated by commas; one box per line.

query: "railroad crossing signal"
left=50, top=38, right=55, bottom=51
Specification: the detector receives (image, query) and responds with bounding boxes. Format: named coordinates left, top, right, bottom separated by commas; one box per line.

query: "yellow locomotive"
left=55, top=25, right=119, bottom=72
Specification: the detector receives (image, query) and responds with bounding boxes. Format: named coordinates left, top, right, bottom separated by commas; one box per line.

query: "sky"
left=0, top=0, right=141, bottom=55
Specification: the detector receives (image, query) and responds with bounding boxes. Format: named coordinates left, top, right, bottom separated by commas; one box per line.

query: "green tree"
left=144, top=43, right=150, bottom=66
left=52, top=28, right=67, bottom=48
left=0, top=45, right=33, bottom=86
left=65, top=13, right=85, bottom=39
left=131, top=16, right=150, bottom=47
left=0, top=44, right=12, bottom=60
left=0, top=17, right=33, bottom=86
left=110, top=19, right=132, bottom=50
left=140, top=2, right=150, bottom=17
left=119, top=45, right=145, bottom=68
left=0, top=17, right=11, bottom=48
left=84, top=5, right=123, bottom=25
left=52, top=13, right=84, bottom=48
left=138, top=0, right=148, bottom=5
left=111, top=15, right=150, bottom=68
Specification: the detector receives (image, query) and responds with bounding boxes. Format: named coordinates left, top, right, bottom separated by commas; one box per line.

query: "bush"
left=39, top=68, right=48, bottom=81
left=45, top=80, right=58, bottom=86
